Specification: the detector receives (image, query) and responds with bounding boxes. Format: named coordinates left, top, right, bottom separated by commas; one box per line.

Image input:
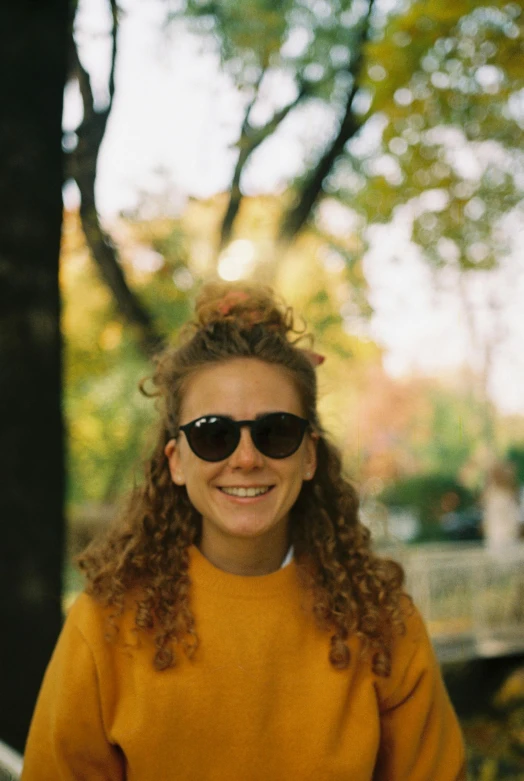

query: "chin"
left=220, top=516, right=284, bottom=539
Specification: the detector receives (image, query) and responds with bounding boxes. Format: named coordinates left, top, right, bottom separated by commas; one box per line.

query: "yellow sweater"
left=22, top=546, right=465, bottom=780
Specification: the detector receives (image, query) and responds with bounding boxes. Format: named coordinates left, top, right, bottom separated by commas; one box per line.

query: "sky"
left=64, top=0, right=524, bottom=416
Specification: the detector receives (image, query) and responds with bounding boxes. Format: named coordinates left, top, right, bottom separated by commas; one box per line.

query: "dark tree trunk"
left=0, top=0, right=69, bottom=753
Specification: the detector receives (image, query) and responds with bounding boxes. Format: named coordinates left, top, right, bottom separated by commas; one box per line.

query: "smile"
left=219, top=486, right=273, bottom=498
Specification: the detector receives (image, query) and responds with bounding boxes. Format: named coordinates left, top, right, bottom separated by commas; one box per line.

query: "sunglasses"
left=178, top=412, right=309, bottom=462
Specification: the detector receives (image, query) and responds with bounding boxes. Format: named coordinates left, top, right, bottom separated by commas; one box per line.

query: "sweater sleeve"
left=21, top=602, right=125, bottom=781
left=373, top=606, right=466, bottom=781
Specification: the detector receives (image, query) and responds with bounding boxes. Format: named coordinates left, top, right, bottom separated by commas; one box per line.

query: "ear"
left=164, top=439, right=186, bottom=486
left=303, top=432, right=318, bottom=481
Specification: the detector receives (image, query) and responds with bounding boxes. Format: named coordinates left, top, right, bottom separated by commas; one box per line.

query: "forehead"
left=179, top=358, right=303, bottom=421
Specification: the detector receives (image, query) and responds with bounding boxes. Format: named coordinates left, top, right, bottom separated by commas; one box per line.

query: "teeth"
left=220, top=486, right=271, bottom=498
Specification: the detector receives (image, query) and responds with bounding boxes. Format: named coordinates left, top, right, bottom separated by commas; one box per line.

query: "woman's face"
left=165, top=358, right=317, bottom=547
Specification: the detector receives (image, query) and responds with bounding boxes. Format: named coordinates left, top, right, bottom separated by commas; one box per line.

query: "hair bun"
left=193, top=281, right=293, bottom=337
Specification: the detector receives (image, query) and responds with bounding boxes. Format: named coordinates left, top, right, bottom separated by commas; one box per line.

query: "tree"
left=159, top=0, right=522, bottom=423
left=66, top=0, right=523, bottom=351
left=172, top=0, right=522, bottom=273
left=176, top=0, right=378, bottom=261
left=0, top=0, right=69, bottom=751
left=358, top=0, right=523, bottom=270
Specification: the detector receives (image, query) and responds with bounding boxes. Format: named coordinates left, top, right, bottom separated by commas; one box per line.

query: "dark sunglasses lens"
left=188, top=418, right=238, bottom=461
left=254, top=414, right=305, bottom=458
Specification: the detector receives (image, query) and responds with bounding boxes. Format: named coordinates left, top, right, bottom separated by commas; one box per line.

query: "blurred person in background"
left=22, top=283, right=465, bottom=780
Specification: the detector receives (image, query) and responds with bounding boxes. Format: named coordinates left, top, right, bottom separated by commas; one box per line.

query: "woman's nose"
left=228, top=427, right=264, bottom=469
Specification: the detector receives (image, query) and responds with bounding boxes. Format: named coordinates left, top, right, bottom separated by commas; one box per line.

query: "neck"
left=198, top=524, right=290, bottom=576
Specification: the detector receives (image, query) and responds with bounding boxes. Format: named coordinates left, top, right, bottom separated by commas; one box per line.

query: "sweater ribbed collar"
left=189, top=545, right=299, bottom=600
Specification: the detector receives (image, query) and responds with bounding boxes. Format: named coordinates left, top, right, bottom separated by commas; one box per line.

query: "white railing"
left=383, top=541, right=524, bottom=662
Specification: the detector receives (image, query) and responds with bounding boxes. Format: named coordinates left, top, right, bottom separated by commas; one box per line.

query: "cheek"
left=281, top=471, right=307, bottom=516
left=185, top=484, right=204, bottom=513
left=183, top=475, right=212, bottom=518
left=183, top=462, right=220, bottom=496
left=282, top=458, right=307, bottom=492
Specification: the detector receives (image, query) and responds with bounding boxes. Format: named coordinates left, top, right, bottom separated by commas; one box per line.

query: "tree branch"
left=278, top=0, right=377, bottom=243
left=217, top=71, right=265, bottom=252
left=108, top=0, right=118, bottom=102
left=77, top=174, right=164, bottom=355
left=71, top=30, right=95, bottom=118
left=68, top=0, right=164, bottom=356
left=218, top=77, right=309, bottom=252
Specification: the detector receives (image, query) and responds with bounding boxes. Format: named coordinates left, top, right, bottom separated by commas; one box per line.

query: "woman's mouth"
left=218, top=486, right=273, bottom=498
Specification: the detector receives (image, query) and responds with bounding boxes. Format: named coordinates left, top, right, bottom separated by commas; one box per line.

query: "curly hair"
left=78, top=281, right=408, bottom=676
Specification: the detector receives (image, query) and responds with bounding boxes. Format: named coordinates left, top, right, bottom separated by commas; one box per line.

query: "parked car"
left=440, top=506, right=483, bottom=541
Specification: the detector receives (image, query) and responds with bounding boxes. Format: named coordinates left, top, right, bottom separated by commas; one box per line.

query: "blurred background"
left=1, top=0, right=524, bottom=777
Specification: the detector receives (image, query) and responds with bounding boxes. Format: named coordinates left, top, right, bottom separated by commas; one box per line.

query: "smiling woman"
left=165, top=359, right=317, bottom=575
left=22, top=282, right=466, bottom=780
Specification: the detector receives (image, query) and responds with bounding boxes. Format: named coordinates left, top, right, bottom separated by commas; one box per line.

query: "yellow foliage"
left=99, top=322, right=123, bottom=351
left=494, top=668, right=524, bottom=710
left=71, top=414, right=104, bottom=447
left=477, top=759, right=499, bottom=781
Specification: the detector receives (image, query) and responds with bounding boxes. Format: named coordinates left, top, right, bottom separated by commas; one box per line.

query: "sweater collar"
left=189, top=545, right=299, bottom=600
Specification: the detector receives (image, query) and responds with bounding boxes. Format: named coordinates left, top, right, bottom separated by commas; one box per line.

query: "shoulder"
left=64, top=591, right=140, bottom=652
left=66, top=591, right=112, bottom=629
left=397, top=596, right=430, bottom=648
left=374, top=598, right=439, bottom=707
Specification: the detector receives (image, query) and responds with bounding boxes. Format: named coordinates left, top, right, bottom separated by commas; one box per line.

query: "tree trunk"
left=0, top=0, right=69, bottom=752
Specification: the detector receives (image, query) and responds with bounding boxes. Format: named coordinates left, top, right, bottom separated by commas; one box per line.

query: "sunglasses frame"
left=178, top=412, right=310, bottom=462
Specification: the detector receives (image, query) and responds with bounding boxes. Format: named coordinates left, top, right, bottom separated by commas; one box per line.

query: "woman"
left=22, top=282, right=465, bottom=780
